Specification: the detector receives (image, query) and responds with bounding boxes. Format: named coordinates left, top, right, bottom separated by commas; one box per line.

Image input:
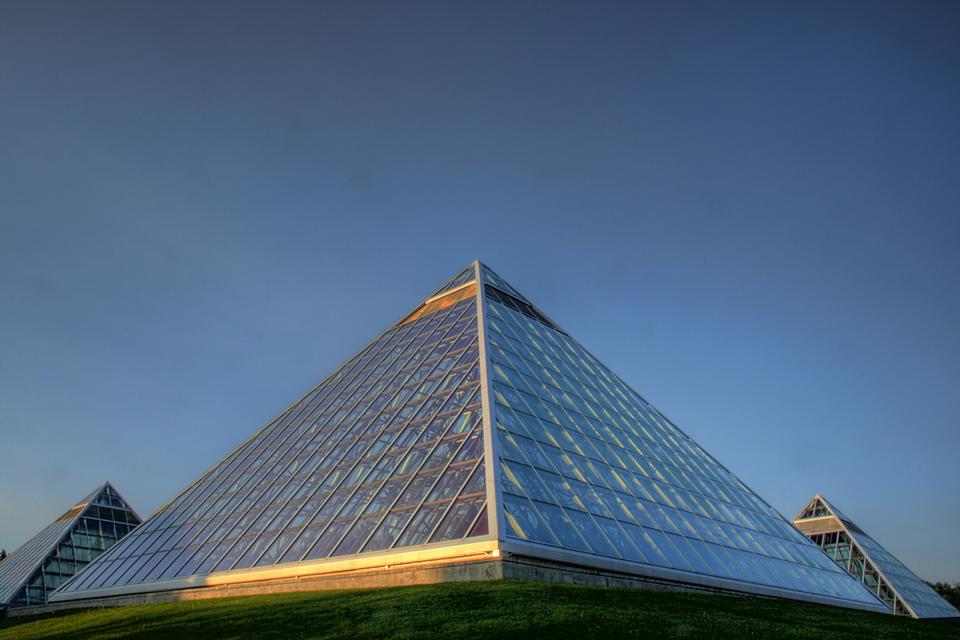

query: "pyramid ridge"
left=46, top=263, right=888, bottom=614
left=0, top=483, right=141, bottom=608
left=793, top=494, right=960, bottom=618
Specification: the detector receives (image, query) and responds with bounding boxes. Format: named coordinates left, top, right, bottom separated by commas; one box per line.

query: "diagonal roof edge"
left=0, top=482, right=137, bottom=606
left=794, top=493, right=960, bottom=619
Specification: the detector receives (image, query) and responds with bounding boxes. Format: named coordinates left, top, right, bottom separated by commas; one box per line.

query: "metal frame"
left=52, top=265, right=493, bottom=602
left=0, top=483, right=140, bottom=607
left=49, top=538, right=499, bottom=602
left=475, top=260, right=504, bottom=542
left=46, top=262, right=896, bottom=614
left=499, top=538, right=886, bottom=613
left=475, top=263, right=885, bottom=612
left=793, top=494, right=960, bottom=619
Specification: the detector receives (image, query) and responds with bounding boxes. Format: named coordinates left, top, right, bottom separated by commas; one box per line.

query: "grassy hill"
left=1, top=581, right=957, bottom=639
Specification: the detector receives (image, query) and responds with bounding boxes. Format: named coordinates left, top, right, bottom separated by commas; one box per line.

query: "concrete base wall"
left=501, top=555, right=753, bottom=598
left=5, top=554, right=753, bottom=618
left=6, top=558, right=503, bottom=618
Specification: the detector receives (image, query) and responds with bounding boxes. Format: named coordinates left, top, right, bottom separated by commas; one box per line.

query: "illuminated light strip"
left=49, top=538, right=500, bottom=602
left=401, top=283, right=477, bottom=325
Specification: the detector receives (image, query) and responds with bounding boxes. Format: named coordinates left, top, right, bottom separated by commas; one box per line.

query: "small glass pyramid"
left=0, top=483, right=140, bottom=608
left=794, top=495, right=960, bottom=618
left=51, top=263, right=886, bottom=612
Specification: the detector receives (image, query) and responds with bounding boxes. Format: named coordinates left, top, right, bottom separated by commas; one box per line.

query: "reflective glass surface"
left=57, top=280, right=487, bottom=595
left=796, top=496, right=959, bottom=618
left=52, top=263, right=895, bottom=613
left=0, top=484, right=140, bottom=607
left=430, top=266, right=476, bottom=297
left=481, top=265, right=884, bottom=610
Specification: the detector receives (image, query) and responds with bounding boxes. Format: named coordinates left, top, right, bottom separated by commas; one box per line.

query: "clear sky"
left=1, top=1, right=958, bottom=582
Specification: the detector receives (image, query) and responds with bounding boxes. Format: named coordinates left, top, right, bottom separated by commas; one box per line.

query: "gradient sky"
left=1, top=1, right=958, bottom=582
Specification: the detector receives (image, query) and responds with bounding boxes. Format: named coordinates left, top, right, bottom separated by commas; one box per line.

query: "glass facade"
left=56, top=277, right=487, bottom=595
left=51, top=262, right=890, bottom=613
left=429, top=265, right=476, bottom=298
left=0, top=484, right=140, bottom=608
left=795, top=496, right=960, bottom=618
left=479, top=265, right=883, bottom=610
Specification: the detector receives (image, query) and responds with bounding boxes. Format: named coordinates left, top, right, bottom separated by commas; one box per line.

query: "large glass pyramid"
left=0, top=483, right=140, bottom=609
left=51, top=263, right=886, bottom=612
left=794, top=495, right=960, bottom=618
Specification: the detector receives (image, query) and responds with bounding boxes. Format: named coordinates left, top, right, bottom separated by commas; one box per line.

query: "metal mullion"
left=140, top=389, right=337, bottom=580
left=499, top=379, right=674, bottom=543
left=1, top=490, right=103, bottom=601
left=170, top=320, right=414, bottom=565
left=212, top=329, right=405, bottom=505
left=55, top=500, right=139, bottom=591
left=238, top=301, right=476, bottom=568
left=203, top=305, right=455, bottom=574
left=209, top=322, right=446, bottom=572
left=106, top=323, right=393, bottom=564
left=458, top=485, right=490, bottom=542
left=278, top=303, right=479, bottom=564
left=136, top=349, right=388, bottom=587
left=428, top=265, right=475, bottom=299
left=197, top=350, right=386, bottom=540
left=68, top=280, right=473, bottom=593
left=97, top=526, right=168, bottom=588
left=504, top=315, right=764, bottom=532
left=348, top=320, right=483, bottom=555
left=322, top=351, right=484, bottom=558
left=183, top=376, right=341, bottom=509
left=418, top=455, right=488, bottom=545
left=152, top=383, right=335, bottom=538
left=475, top=260, right=504, bottom=544
left=282, top=311, right=477, bottom=562
left=816, top=496, right=917, bottom=616
left=373, top=403, right=485, bottom=553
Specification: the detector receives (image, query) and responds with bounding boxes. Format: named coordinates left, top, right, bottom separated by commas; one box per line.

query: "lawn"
left=1, top=581, right=957, bottom=639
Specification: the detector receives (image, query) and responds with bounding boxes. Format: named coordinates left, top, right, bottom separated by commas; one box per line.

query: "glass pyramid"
left=794, top=495, right=960, bottom=618
left=51, top=263, right=886, bottom=613
left=0, top=483, right=140, bottom=608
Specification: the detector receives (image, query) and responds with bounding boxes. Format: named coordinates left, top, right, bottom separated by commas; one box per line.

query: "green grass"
left=1, top=581, right=957, bottom=640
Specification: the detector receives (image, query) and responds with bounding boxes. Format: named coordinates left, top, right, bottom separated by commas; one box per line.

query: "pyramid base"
left=8, top=553, right=773, bottom=618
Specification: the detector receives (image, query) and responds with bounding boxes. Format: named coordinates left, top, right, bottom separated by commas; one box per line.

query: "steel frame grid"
left=97, top=308, right=476, bottom=588
left=54, top=265, right=494, bottom=600
left=475, top=260, right=505, bottom=542
left=794, top=495, right=960, bottom=619
left=478, top=264, right=794, bottom=533
left=47, top=262, right=892, bottom=614
left=482, top=300, right=782, bottom=536
left=0, top=483, right=140, bottom=607
left=73, top=301, right=471, bottom=590
left=474, top=267, right=883, bottom=610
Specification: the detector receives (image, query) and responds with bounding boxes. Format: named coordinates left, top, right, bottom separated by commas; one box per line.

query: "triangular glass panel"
left=0, top=483, right=140, bottom=609
left=794, top=495, right=960, bottom=618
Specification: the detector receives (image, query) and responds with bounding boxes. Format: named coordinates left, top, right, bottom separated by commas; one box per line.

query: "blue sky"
left=1, top=1, right=958, bottom=581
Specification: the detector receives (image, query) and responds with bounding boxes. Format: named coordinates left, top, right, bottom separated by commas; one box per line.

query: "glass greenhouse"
left=794, top=495, right=959, bottom=618
left=0, top=483, right=140, bottom=609
left=49, top=263, right=887, bottom=613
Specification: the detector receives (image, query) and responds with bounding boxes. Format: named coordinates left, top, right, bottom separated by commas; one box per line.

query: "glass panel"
left=795, top=496, right=960, bottom=618
left=57, top=278, right=486, bottom=595
left=0, top=484, right=141, bottom=607
left=485, top=272, right=885, bottom=610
